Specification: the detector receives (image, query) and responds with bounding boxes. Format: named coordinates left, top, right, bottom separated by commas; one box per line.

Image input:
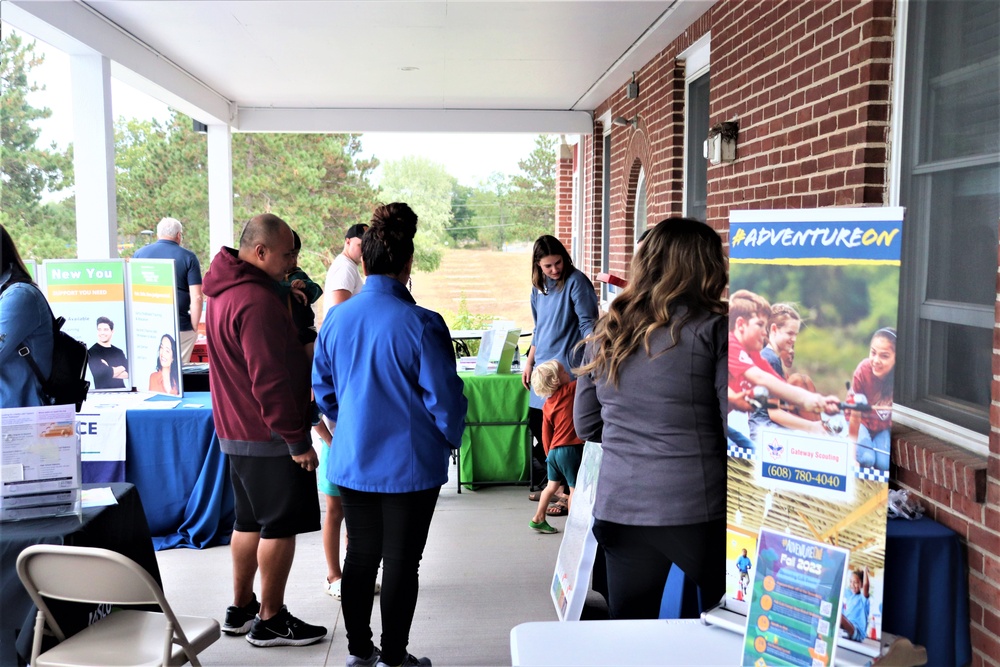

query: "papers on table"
left=81, top=486, right=118, bottom=508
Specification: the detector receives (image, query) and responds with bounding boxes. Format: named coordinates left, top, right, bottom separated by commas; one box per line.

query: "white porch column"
left=69, top=54, right=117, bottom=259
left=207, top=123, right=234, bottom=256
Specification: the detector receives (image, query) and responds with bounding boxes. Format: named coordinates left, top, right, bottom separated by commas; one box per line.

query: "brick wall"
left=555, top=143, right=574, bottom=244
left=564, top=0, right=999, bottom=663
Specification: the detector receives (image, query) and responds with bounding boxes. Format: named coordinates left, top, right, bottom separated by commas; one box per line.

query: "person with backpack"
left=0, top=225, right=53, bottom=409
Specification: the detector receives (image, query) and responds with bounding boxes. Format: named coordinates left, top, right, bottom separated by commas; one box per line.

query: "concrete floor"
left=155, top=467, right=596, bottom=667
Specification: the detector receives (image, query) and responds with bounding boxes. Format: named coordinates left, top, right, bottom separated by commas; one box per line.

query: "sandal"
left=528, top=490, right=542, bottom=502
left=546, top=500, right=568, bottom=516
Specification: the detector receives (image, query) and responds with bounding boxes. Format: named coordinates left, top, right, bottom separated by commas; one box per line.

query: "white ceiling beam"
left=236, top=108, right=594, bottom=135
left=575, top=0, right=716, bottom=110
left=4, top=0, right=234, bottom=125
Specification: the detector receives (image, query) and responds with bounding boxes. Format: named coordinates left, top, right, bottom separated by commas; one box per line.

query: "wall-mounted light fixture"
left=704, top=120, right=738, bottom=164
left=612, top=115, right=639, bottom=130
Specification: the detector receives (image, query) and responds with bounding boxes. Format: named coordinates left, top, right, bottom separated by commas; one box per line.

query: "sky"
left=23, top=32, right=542, bottom=188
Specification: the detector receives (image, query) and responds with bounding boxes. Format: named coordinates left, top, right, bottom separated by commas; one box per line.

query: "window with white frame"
left=633, top=167, right=647, bottom=242
left=681, top=34, right=710, bottom=223
left=600, top=130, right=612, bottom=303
left=896, top=0, right=999, bottom=436
left=685, top=70, right=710, bottom=222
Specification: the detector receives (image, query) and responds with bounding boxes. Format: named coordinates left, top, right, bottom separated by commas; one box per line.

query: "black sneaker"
left=376, top=654, right=431, bottom=667
left=246, top=605, right=327, bottom=647
left=221, top=593, right=260, bottom=635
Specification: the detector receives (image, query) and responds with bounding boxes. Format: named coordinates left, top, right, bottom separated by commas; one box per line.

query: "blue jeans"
left=855, top=425, right=890, bottom=470
left=339, top=486, right=440, bottom=664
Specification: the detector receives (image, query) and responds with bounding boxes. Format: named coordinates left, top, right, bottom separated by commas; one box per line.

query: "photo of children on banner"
left=727, top=289, right=842, bottom=450
left=736, top=548, right=752, bottom=596
left=726, top=288, right=890, bottom=472
left=849, top=329, right=896, bottom=471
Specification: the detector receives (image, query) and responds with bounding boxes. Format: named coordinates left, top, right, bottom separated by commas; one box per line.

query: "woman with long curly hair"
left=574, top=217, right=729, bottom=619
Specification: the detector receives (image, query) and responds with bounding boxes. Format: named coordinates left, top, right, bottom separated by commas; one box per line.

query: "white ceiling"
left=3, top=0, right=713, bottom=133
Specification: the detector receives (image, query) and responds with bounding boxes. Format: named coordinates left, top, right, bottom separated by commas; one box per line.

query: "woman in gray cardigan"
left=574, top=218, right=729, bottom=619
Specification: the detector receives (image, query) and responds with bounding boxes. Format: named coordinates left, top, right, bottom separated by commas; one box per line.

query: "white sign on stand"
left=474, top=324, right=521, bottom=375
left=551, top=440, right=602, bottom=621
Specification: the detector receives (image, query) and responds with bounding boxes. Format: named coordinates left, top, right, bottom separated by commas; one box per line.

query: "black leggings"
left=528, top=407, right=547, bottom=488
left=592, top=518, right=726, bottom=620
left=339, top=486, right=440, bottom=664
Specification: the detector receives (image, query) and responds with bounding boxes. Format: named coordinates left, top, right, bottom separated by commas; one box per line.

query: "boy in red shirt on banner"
left=528, top=360, right=584, bottom=534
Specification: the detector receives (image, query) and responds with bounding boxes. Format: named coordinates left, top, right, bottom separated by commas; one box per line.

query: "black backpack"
left=18, top=313, right=91, bottom=412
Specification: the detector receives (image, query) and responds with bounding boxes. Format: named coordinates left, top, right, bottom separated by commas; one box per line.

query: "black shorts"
left=229, top=454, right=321, bottom=539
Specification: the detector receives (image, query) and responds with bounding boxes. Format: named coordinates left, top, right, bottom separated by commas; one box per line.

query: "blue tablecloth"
left=882, top=517, right=971, bottom=667
left=125, top=392, right=234, bottom=551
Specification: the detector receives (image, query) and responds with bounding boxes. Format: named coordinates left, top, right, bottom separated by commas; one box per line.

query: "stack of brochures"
left=0, top=404, right=82, bottom=521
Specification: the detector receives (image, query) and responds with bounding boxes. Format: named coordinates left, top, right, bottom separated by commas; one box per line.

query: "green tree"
left=377, top=156, right=453, bottom=271
left=448, top=181, right=479, bottom=244
left=506, top=134, right=556, bottom=241
left=115, top=115, right=209, bottom=258
left=0, top=29, right=75, bottom=258
left=469, top=173, right=511, bottom=250
left=115, top=111, right=380, bottom=279
left=231, top=131, right=379, bottom=279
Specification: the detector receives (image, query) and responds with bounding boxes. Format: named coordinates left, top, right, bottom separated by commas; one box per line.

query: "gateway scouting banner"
left=725, top=208, right=903, bottom=653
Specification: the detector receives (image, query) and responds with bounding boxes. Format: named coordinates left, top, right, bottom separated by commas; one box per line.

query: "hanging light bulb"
left=763, top=491, right=774, bottom=517
left=735, top=508, right=744, bottom=526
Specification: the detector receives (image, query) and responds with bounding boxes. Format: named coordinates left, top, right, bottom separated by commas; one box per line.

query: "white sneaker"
left=325, top=578, right=381, bottom=600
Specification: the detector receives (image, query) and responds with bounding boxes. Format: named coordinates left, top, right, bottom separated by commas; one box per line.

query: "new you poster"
left=725, top=207, right=903, bottom=651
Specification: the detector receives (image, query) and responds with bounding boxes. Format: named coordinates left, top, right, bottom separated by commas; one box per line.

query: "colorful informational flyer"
left=551, top=441, right=602, bottom=621
left=724, top=208, right=903, bottom=652
left=41, top=259, right=132, bottom=392
left=129, top=259, right=182, bottom=397
left=742, top=529, right=850, bottom=667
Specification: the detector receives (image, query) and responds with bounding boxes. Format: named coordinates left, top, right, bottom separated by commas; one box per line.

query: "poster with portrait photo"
left=723, top=208, right=903, bottom=656
left=41, top=259, right=132, bottom=393
left=128, top=259, right=183, bottom=397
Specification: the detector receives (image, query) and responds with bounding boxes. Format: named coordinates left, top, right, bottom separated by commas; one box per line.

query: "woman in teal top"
left=520, top=235, right=599, bottom=491
left=0, top=225, right=53, bottom=409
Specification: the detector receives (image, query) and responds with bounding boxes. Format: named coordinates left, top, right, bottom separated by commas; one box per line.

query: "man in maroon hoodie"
left=203, top=213, right=327, bottom=648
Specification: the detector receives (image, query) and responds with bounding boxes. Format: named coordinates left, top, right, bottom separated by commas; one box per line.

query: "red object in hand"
left=596, top=272, right=628, bottom=288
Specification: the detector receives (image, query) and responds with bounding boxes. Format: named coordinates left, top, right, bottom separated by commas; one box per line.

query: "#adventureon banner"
left=724, top=207, right=904, bottom=652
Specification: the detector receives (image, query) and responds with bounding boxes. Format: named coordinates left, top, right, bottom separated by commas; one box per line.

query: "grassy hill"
left=410, top=247, right=534, bottom=333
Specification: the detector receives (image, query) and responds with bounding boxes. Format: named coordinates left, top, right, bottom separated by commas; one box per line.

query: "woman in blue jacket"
left=313, top=203, right=467, bottom=667
left=0, top=225, right=53, bottom=409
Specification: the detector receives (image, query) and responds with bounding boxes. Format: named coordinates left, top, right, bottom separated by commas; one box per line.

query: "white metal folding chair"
left=16, top=544, right=220, bottom=666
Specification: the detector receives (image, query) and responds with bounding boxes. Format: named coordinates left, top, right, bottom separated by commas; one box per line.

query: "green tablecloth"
left=459, top=371, right=530, bottom=487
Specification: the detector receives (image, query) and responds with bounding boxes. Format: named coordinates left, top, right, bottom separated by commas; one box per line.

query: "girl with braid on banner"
left=849, top=328, right=896, bottom=471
